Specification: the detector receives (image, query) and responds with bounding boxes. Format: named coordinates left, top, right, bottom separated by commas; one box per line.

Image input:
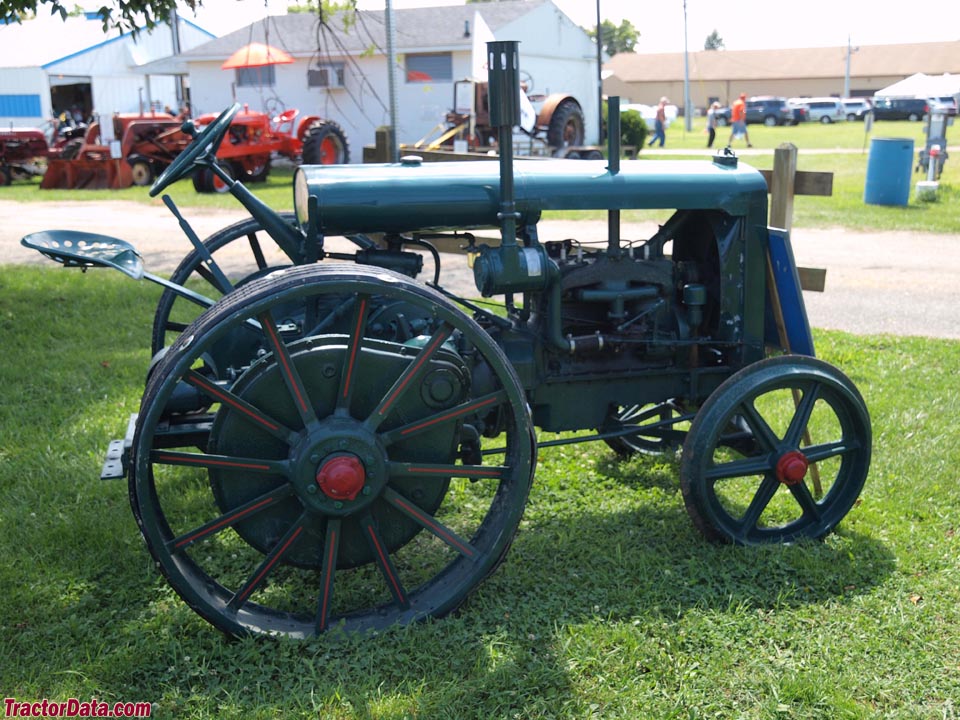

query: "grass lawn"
left=1, top=263, right=959, bottom=718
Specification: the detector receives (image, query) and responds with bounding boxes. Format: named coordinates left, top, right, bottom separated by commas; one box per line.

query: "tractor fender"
left=535, top=94, right=579, bottom=129
left=296, top=116, right=324, bottom=142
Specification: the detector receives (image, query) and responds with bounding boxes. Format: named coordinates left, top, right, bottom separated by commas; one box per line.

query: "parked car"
left=872, top=97, right=929, bottom=121
left=927, top=96, right=958, bottom=116
left=842, top=98, right=872, bottom=121
left=712, top=106, right=732, bottom=126
left=745, top=96, right=794, bottom=126
left=785, top=99, right=808, bottom=124
left=803, top=97, right=846, bottom=124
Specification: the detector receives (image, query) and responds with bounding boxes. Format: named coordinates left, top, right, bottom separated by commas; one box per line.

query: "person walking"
left=706, top=101, right=720, bottom=148
left=647, top=97, right=668, bottom=147
left=727, top=93, right=752, bottom=148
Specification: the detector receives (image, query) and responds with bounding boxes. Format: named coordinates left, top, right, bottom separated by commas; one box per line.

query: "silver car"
left=803, top=97, right=846, bottom=124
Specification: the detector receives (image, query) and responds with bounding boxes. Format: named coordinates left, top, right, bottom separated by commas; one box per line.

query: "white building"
left=172, top=0, right=600, bottom=156
left=0, top=12, right=214, bottom=135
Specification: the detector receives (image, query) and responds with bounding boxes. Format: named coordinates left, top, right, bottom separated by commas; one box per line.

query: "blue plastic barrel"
left=864, top=137, right=914, bottom=206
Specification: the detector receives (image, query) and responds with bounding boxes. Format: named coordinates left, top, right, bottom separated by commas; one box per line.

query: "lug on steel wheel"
left=680, top=355, right=870, bottom=545
left=131, top=264, right=534, bottom=637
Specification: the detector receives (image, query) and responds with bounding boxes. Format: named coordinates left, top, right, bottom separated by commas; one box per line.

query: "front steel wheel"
left=680, top=356, right=870, bottom=545
left=130, top=264, right=534, bottom=637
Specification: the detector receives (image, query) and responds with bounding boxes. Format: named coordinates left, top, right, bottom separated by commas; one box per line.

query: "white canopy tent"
left=874, top=72, right=960, bottom=98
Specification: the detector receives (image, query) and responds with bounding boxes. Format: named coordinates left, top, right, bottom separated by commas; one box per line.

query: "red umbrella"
left=221, top=42, right=294, bottom=70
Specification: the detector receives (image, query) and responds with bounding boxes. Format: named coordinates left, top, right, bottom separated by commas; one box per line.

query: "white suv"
left=804, top=97, right=846, bottom=124
left=842, top=98, right=872, bottom=121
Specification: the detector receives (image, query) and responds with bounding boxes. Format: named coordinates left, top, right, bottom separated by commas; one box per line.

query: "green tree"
left=0, top=0, right=348, bottom=34
left=590, top=18, right=639, bottom=57
left=704, top=29, right=725, bottom=50
left=0, top=0, right=194, bottom=32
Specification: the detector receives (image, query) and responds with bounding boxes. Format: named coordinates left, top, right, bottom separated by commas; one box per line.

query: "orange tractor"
left=120, top=106, right=351, bottom=192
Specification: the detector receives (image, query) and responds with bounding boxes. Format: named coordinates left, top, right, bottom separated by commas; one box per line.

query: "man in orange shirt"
left=728, top=93, right=752, bottom=147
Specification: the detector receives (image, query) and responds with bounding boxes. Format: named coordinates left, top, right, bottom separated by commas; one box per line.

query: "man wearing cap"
left=728, top=93, right=752, bottom=148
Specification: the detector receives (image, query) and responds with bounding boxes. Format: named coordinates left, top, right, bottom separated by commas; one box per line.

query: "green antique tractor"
left=23, top=42, right=870, bottom=638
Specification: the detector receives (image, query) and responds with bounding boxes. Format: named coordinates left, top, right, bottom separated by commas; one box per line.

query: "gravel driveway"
left=2, top=199, right=957, bottom=340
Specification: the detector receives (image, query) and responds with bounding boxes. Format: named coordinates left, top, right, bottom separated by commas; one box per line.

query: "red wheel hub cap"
left=316, top=455, right=365, bottom=500
left=776, top=450, right=809, bottom=485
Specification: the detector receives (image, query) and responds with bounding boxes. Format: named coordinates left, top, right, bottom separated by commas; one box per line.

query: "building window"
left=308, top=63, right=345, bottom=88
left=235, top=66, right=276, bottom=88
left=405, top=53, right=452, bottom=83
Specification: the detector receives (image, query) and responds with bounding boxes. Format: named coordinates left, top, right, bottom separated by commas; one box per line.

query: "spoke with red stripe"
left=258, top=310, right=318, bottom=428
left=151, top=449, right=289, bottom=475
left=166, top=485, right=294, bottom=552
left=228, top=514, right=308, bottom=612
left=315, top=517, right=341, bottom=633
left=378, top=390, right=506, bottom=446
left=383, top=487, right=477, bottom=560
left=359, top=513, right=409, bottom=608
left=336, top=294, right=370, bottom=415
left=184, top=370, right=297, bottom=444
left=363, top=323, right=453, bottom=432
left=389, top=461, right=506, bottom=481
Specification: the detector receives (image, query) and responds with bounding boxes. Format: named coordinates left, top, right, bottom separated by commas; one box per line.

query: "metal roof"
left=0, top=12, right=213, bottom=69
left=177, top=1, right=546, bottom=61
left=606, top=41, right=960, bottom=83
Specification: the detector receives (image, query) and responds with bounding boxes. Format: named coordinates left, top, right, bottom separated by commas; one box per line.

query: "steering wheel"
left=149, top=103, right=240, bottom=197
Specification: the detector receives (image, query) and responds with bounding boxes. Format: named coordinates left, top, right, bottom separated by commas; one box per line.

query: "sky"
left=186, top=0, right=960, bottom=53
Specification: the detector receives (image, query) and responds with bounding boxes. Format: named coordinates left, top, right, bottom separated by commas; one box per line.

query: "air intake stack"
left=472, top=41, right=554, bottom=297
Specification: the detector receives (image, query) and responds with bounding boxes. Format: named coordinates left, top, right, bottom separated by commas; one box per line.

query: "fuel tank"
left=294, top=157, right=768, bottom=236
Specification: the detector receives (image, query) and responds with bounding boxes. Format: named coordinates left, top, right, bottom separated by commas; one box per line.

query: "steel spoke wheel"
left=131, top=264, right=534, bottom=637
left=680, top=356, right=870, bottom=545
left=600, top=400, right=688, bottom=456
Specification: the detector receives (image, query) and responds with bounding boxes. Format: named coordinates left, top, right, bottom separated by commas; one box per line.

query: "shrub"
left=619, top=109, right=648, bottom=150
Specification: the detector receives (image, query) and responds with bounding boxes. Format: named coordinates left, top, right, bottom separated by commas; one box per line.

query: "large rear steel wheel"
left=131, top=264, right=534, bottom=637
left=680, top=356, right=870, bottom=545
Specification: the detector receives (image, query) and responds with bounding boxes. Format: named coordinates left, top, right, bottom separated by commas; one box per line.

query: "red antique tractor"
left=0, top=127, right=50, bottom=185
left=120, top=106, right=350, bottom=191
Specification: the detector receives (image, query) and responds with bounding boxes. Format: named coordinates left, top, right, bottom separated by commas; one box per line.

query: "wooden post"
left=764, top=143, right=823, bottom=497
left=769, top=142, right=798, bottom=231
left=374, top=127, right=393, bottom=163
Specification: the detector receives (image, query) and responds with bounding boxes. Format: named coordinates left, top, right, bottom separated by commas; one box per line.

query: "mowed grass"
left=1, top=266, right=959, bottom=718
left=631, top=117, right=960, bottom=233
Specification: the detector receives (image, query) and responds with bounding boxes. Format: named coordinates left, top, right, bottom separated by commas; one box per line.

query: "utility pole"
left=683, top=0, right=692, bottom=131
left=843, top=35, right=859, bottom=98
left=596, top=0, right=603, bottom=142
left=385, top=0, right=399, bottom=162
left=170, top=7, right=185, bottom=107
